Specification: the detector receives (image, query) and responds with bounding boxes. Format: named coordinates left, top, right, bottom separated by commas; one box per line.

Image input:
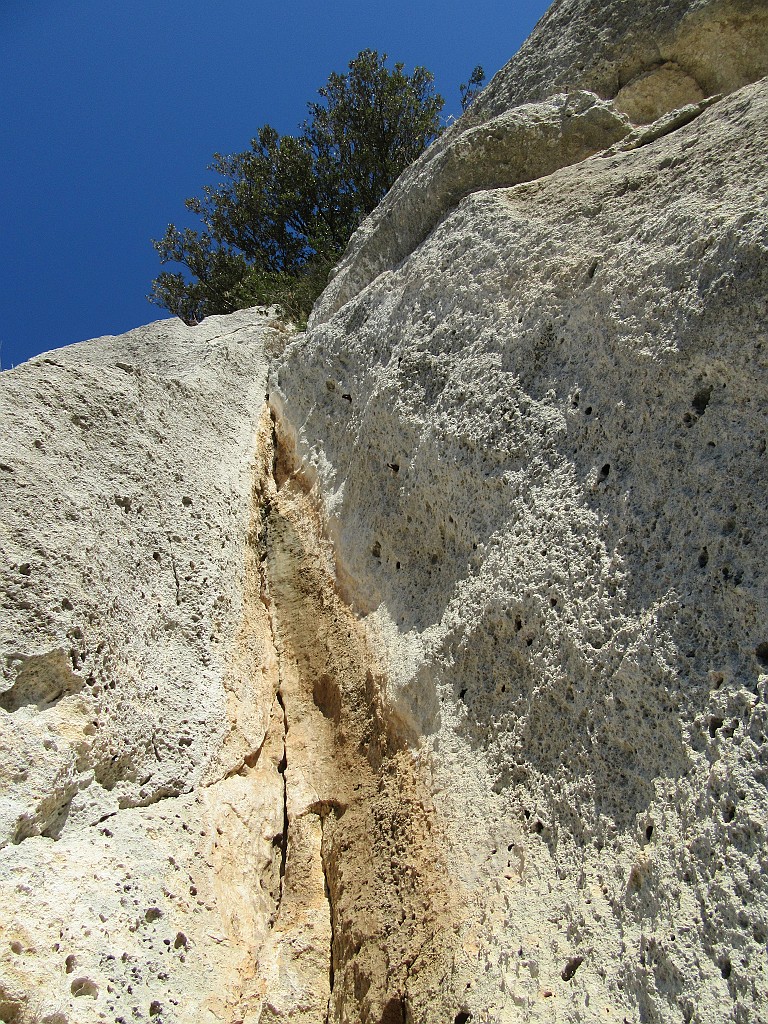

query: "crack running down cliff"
left=248, top=404, right=465, bottom=1024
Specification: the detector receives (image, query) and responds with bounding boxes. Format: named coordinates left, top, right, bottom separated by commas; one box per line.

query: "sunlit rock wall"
left=0, top=313, right=285, bottom=1022
left=272, top=30, right=768, bottom=1024
left=1, top=0, right=767, bottom=1021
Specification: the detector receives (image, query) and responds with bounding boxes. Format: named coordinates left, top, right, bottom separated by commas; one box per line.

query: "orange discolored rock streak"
left=252, top=405, right=465, bottom=1024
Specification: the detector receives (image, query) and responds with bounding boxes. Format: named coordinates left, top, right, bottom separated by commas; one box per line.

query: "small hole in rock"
left=562, top=955, right=584, bottom=981
left=380, top=996, right=405, bottom=1024
left=182, top=496, right=192, bottom=507
left=755, top=643, right=768, bottom=669
left=598, top=463, right=610, bottom=481
left=692, top=386, right=712, bottom=415
left=709, top=716, right=724, bottom=738
left=698, top=547, right=709, bottom=568
left=313, top=674, right=341, bottom=721
left=455, top=1013, right=472, bottom=1024
left=71, top=978, right=98, bottom=998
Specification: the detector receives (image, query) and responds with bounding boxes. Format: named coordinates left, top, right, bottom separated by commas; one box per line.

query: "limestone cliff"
left=1, top=1, right=767, bottom=1022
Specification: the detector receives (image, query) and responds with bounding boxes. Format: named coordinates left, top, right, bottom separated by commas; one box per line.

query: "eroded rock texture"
left=0, top=312, right=282, bottom=1021
left=0, top=318, right=461, bottom=1022
left=1, top=0, right=767, bottom=1022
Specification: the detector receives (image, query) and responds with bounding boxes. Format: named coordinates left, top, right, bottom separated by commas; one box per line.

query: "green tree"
left=460, top=65, right=486, bottom=112
left=150, top=50, right=444, bottom=326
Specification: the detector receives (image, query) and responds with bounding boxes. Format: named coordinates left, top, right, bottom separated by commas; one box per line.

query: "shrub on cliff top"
left=150, top=50, right=444, bottom=326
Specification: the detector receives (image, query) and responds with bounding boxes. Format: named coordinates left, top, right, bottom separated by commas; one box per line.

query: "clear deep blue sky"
left=0, top=0, right=550, bottom=368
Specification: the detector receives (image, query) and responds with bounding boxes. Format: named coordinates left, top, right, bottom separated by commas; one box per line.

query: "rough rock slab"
left=0, top=312, right=464, bottom=1024
left=2, top=0, right=768, bottom=1022
left=273, top=77, right=768, bottom=1022
left=312, top=0, right=768, bottom=326
left=0, top=311, right=286, bottom=1022
left=475, top=0, right=768, bottom=118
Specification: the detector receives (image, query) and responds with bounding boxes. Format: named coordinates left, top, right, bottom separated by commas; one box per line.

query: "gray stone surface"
left=474, top=0, right=768, bottom=117
left=312, top=0, right=768, bottom=326
left=1, top=0, right=767, bottom=1021
left=273, top=77, right=768, bottom=1022
left=0, top=311, right=287, bottom=1022
left=0, top=311, right=274, bottom=842
left=312, top=92, right=633, bottom=324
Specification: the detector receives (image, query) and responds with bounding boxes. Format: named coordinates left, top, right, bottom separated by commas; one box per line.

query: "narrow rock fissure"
left=241, top=404, right=461, bottom=1022
left=275, top=688, right=289, bottom=892
left=258, top=410, right=291, bottom=916
left=320, top=814, right=336, bottom=1023
left=167, top=537, right=181, bottom=605
left=602, top=93, right=720, bottom=156
left=270, top=412, right=279, bottom=485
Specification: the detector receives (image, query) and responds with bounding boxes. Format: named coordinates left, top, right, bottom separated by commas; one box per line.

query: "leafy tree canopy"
left=150, top=50, right=444, bottom=326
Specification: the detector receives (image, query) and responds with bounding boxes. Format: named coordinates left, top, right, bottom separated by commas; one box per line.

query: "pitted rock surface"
left=273, top=78, right=768, bottom=1023
left=1, top=1, right=767, bottom=1022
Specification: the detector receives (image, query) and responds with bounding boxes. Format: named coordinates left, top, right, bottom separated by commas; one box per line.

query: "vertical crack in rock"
left=167, top=536, right=181, bottom=605
left=275, top=689, right=289, bottom=895
left=319, top=811, right=336, bottom=1023
left=252, top=421, right=290, bottom=927
left=248, top=404, right=466, bottom=1022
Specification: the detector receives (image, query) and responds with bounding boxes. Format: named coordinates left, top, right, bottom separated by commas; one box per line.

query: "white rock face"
left=313, top=0, right=768, bottom=327
left=0, top=312, right=288, bottom=1022
left=472, top=0, right=768, bottom=117
left=273, top=70, right=768, bottom=1024
left=312, top=91, right=634, bottom=323
left=1, top=1, right=767, bottom=1022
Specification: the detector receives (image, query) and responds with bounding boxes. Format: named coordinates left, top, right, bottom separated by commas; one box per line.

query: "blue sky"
left=0, top=0, right=550, bottom=368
